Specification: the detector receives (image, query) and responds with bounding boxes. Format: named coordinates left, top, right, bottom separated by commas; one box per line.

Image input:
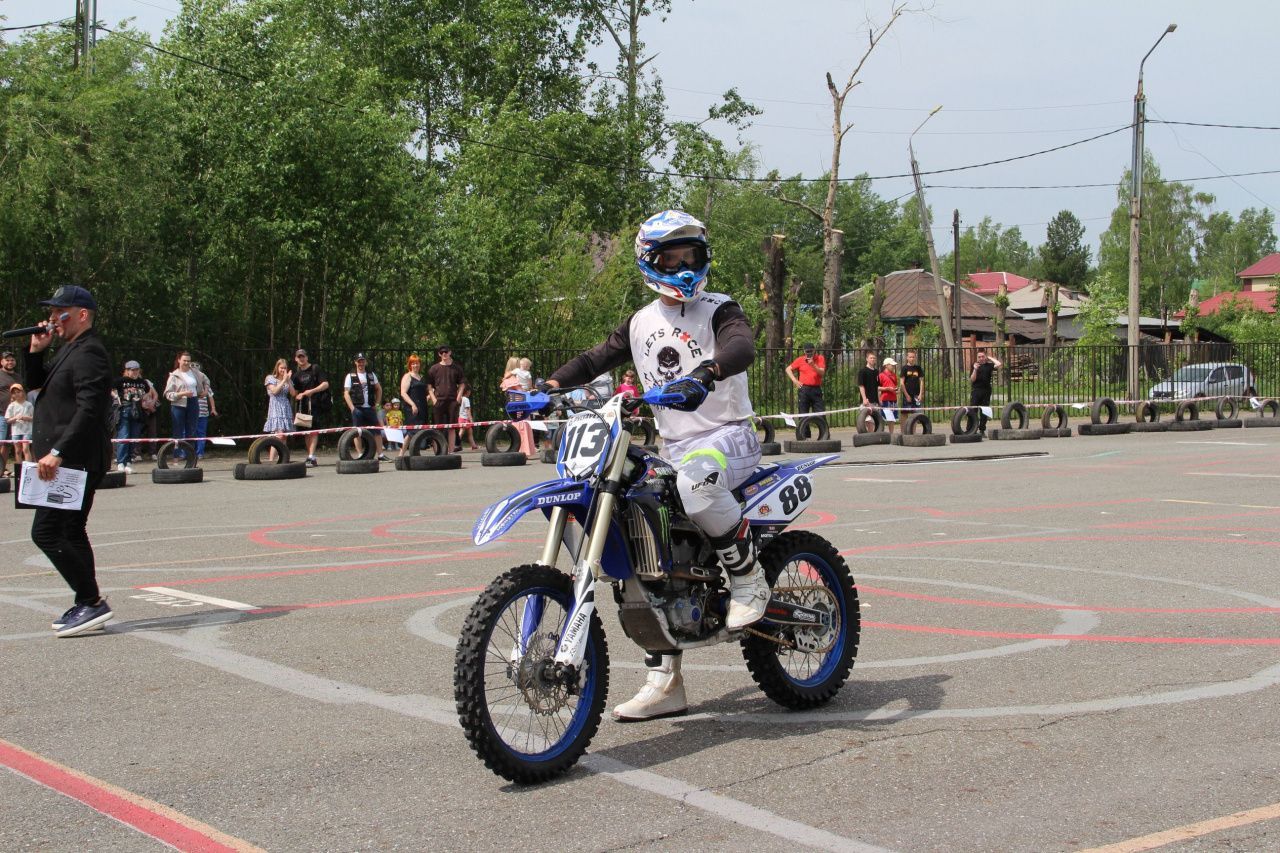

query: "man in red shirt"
left=785, top=342, right=826, bottom=416
left=878, top=357, right=900, bottom=434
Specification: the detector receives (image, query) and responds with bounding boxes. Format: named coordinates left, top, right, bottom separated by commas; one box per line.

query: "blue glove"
left=659, top=363, right=717, bottom=413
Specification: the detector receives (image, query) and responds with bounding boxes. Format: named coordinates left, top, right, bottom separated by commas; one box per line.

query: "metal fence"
left=93, top=340, right=1280, bottom=437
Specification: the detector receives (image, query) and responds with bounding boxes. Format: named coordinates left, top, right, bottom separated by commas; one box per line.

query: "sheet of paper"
left=782, top=416, right=796, bottom=427
left=18, top=462, right=87, bottom=511
left=209, top=437, right=237, bottom=446
left=1071, top=403, right=1087, bottom=410
left=384, top=428, right=405, bottom=445
left=529, top=420, right=548, bottom=433
left=1250, top=397, right=1262, bottom=410
left=979, top=406, right=993, bottom=417
left=882, top=408, right=898, bottom=422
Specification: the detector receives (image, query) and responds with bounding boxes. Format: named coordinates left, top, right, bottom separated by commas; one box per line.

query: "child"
left=384, top=399, right=404, bottom=449
left=513, top=358, right=534, bottom=392
left=458, top=395, right=480, bottom=451
left=6, top=383, right=34, bottom=464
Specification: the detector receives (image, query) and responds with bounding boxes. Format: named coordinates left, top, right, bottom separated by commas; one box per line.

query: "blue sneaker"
left=51, top=605, right=78, bottom=630
left=55, top=600, right=113, bottom=638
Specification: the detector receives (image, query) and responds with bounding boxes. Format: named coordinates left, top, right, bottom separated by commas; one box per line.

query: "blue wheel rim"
left=781, top=551, right=846, bottom=687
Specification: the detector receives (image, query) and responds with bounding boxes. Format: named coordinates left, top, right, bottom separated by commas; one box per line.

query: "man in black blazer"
left=24, top=285, right=114, bottom=637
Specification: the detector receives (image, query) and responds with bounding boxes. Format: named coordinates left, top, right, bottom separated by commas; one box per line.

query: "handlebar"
left=504, top=385, right=681, bottom=417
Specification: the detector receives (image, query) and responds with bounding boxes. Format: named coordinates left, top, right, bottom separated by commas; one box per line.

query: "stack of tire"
left=396, top=428, right=461, bottom=471
left=1245, top=399, right=1280, bottom=428
left=152, top=440, right=203, bottom=484
left=988, top=402, right=1043, bottom=440
left=1078, top=398, right=1131, bottom=436
left=235, top=436, right=307, bottom=480
left=893, top=412, right=945, bottom=447
left=1039, top=404, right=1072, bottom=438
left=755, top=418, right=780, bottom=456
left=1132, top=401, right=1168, bottom=433
left=786, top=415, right=842, bottom=453
left=848, top=408, right=890, bottom=448
left=481, top=423, right=527, bottom=467
left=1167, top=399, right=1213, bottom=432
left=949, top=407, right=981, bottom=444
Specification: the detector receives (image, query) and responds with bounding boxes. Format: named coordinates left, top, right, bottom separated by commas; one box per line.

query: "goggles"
left=645, top=242, right=710, bottom=274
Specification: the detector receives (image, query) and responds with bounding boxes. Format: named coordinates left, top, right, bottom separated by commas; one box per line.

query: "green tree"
left=1196, top=208, right=1277, bottom=295
left=1039, top=210, right=1091, bottom=289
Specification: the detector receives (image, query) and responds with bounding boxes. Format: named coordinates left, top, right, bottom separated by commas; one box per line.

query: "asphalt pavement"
left=3, top=423, right=1280, bottom=852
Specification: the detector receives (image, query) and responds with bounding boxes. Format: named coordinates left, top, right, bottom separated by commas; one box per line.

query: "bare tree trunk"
left=784, top=275, right=803, bottom=348
left=821, top=229, right=845, bottom=350
left=995, top=280, right=1007, bottom=352
left=760, top=234, right=787, bottom=350
left=864, top=275, right=887, bottom=351
left=1045, top=278, right=1058, bottom=350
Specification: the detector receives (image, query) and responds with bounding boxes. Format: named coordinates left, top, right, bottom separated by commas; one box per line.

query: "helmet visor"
left=645, top=243, right=710, bottom=274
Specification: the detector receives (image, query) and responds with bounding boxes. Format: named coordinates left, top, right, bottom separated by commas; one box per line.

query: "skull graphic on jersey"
left=655, top=346, right=682, bottom=383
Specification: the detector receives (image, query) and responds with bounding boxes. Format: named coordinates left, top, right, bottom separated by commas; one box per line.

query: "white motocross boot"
left=612, top=653, right=687, bottom=722
left=714, top=525, right=768, bottom=630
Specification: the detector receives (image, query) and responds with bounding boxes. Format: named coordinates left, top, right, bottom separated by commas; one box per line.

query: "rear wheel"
left=455, top=565, right=609, bottom=784
left=741, top=531, right=859, bottom=709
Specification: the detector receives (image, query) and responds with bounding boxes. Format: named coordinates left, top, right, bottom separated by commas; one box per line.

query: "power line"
left=1, top=20, right=73, bottom=32
left=1151, top=120, right=1280, bottom=132
left=664, top=85, right=1129, bottom=114
left=927, top=169, right=1280, bottom=190
left=99, top=25, right=1132, bottom=186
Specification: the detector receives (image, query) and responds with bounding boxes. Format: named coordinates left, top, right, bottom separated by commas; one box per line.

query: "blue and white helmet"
left=634, top=210, right=712, bottom=302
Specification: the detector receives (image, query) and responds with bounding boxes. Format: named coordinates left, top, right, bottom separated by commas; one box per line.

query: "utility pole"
left=1127, top=23, right=1177, bottom=400
left=953, top=209, right=962, bottom=373
left=909, top=106, right=955, bottom=354
left=72, top=0, right=97, bottom=71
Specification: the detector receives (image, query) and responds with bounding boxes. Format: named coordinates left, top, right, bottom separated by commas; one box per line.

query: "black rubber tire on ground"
left=156, top=440, right=198, bottom=470
left=1262, top=399, right=1280, bottom=417
left=1216, top=397, right=1238, bottom=420
left=234, top=461, right=307, bottom=480
left=1078, top=422, right=1131, bottom=436
left=851, top=433, right=891, bottom=448
left=949, top=433, right=983, bottom=444
left=248, top=435, right=291, bottom=465
left=1172, top=417, right=1208, bottom=432
left=785, top=439, right=843, bottom=453
left=337, top=459, right=380, bottom=474
left=336, top=428, right=377, bottom=461
left=854, top=407, right=884, bottom=435
left=455, top=564, right=609, bottom=784
left=1135, top=401, right=1159, bottom=423
left=1214, top=419, right=1243, bottom=429
left=481, top=451, right=527, bottom=467
left=1174, top=400, right=1200, bottom=422
left=98, top=470, right=128, bottom=489
left=759, top=441, right=782, bottom=456
left=903, top=413, right=933, bottom=435
left=989, top=428, right=1043, bottom=441
left=1090, top=397, right=1119, bottom=425
left=151, top=467, right=204, bottom=484
left=1042, top=427, right=1074, bottom=438
left=754, top=417, right=776, bottom=444
left=950, top=407, right=978, bottom=436
left=407, top=429, right=447, bottom=456
left=1041, top=405, right=1067, bottom=430
left=405, top=453, right=463, bottom=471
left=900, top=433, right=947, bottom=448
left=741, top=531, right=859, bottom=710
left=1244, top=418, right=1280, bottom=428
left=625, top=419, right=657, bottom=445
left=1132, top=421, right=1170, bottom=433
left=484, top=423, right=521, bottom=454
left=0, top=477, right=9, bottom=494
left=1000, top=402, right=1028, bottom=430
left=796, top=415, right=831, bottom=441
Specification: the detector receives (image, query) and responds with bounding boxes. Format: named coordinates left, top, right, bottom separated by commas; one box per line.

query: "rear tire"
left=455, top=564, right=608, bottom=784
left=742, top=531, right=859, bottom=709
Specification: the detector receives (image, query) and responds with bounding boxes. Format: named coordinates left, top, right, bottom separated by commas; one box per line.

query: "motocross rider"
left=543, top=210, right=766, bottom=722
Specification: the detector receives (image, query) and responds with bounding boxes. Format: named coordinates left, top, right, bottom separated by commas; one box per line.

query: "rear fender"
left=742, top=454, right=839, bottom=525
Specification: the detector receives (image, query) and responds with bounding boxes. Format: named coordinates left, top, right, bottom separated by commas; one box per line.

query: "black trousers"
left=31, top=470, right=104, bottom=605
left=798, top=385, right=825, bottom=415
left=970, top=386, right=993, bottom=431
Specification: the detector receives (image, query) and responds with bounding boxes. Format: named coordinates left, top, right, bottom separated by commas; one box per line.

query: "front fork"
left=514, top=502, right=603, bottom=669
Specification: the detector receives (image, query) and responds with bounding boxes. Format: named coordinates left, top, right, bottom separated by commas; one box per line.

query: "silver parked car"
left=1148, top=362, right=1257, bottom=401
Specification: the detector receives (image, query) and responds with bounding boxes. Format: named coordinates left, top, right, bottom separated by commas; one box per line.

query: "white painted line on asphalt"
left=1163, top=499, right=1280, bottom=509
left=844, top=477, right=919, bottom=483
left=1187, top=472, right=1280, bottom=479
left=1175, top=440, right=1267, bottom=447
left=137, top=587, right=257, bottom=611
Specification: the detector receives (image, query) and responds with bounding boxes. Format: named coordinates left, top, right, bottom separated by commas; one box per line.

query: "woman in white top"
left=163, top=351, right=207, bottom=457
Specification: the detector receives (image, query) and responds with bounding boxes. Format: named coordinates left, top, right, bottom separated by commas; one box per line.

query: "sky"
left=3, top=0, right=1277, bottom=260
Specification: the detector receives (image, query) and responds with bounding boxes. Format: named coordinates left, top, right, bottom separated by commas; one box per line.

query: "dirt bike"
left=454, top=385, right=860, bottom=784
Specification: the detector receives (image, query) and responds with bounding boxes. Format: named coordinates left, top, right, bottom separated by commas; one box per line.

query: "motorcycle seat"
left=731, top=463, right=780, bottom=502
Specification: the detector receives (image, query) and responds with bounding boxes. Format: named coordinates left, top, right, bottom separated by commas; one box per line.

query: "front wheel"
left=742, top=531, right=859, bottom=709
left=454, top=565, right=609, bottom=784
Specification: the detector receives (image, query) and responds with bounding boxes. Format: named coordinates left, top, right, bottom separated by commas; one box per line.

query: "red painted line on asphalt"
left=138, top=549, right=509, bottom=587
left=0, top=738, right=263, bottom=852
left=1095, top=509, right=1280, bottom=530
left=791, top=509, right=837, bottom=529
left=858, top=584, right=1280, bottom=615
left=863, top=620, right=1280, bottom=645
left=250, top=585, right=485, bottom=613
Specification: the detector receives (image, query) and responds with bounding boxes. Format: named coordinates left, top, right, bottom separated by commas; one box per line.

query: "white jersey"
left=629, top=293, right=755, bottom=442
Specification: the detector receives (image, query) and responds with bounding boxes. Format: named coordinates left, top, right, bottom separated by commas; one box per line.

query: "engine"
left=650, top=579, right=716, bottom=638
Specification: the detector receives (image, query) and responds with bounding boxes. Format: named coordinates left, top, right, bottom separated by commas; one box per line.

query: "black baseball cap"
left=436, top=345, right=451, bottom=355
left=354, top=352, right=367, bottom=362
left=39, top=284, right=98, bottom=311
left=802, top=342, right=815, bottom=353
left=295, top=349, right=308, bottom=358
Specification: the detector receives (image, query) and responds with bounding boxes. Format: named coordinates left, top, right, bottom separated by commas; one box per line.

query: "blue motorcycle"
left=455, top=386, right=860, bottom=783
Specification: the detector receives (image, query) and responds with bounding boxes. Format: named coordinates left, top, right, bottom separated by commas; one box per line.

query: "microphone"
left=2, top=324, right=47, bottom=339
left=2, top=314, right=65, bottom=339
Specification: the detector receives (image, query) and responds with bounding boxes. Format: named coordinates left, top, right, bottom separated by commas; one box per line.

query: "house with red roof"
left=1174, top=252, right=1279, bottom=321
